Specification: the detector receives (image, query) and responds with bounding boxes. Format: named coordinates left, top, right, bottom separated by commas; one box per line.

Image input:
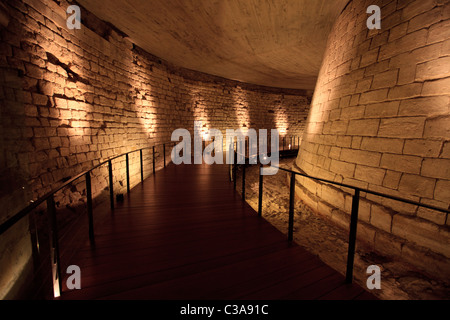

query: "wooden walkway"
left=59, top=161, right=376, bottom=300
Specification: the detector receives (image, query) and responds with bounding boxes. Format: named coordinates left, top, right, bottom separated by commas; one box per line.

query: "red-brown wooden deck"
left=59, top=161, right=376, bottom=300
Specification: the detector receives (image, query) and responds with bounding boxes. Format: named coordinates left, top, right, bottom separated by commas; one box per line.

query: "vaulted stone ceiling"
left=77, top=0, right=349, bottom=90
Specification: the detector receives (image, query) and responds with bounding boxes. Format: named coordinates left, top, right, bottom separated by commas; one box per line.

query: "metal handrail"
left=0, top=140, right=175, bottom=298
left=0, top=141, right=174, bottom=236
left=272, top=164, right=450, bottom=214
left=231, top=141, right=450, bottom=284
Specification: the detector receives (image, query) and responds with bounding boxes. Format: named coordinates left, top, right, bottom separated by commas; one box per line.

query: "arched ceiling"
left=77, top=0, right=349, bottom=90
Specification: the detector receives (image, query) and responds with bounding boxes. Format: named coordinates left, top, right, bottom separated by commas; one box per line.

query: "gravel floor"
left=233, top=158, right=450, bottom=300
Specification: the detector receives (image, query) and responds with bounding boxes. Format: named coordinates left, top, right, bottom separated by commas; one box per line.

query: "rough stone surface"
left=237, top=158, right=450, bottom=300
left=295, top=0, right=450, bottom=285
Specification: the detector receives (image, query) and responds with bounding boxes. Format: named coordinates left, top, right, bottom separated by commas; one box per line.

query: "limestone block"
left=401, top=0, right=439, bottom=21
left=371, top=69, right=399, bottom=90
left=398, top=173, right=436, bottom=198
left=373, top=231, right=403, bottom=257
left=421, top=158, right=450, bottom=179
left=424, top=116, right=450, bottom=138
left=379, top=29, right=428, bottom=60
left=398, top=96, right=449, bottom=117
left=380, top=153, right=422, bottom=174
left=358, top=199, right=371, bottom=223
left=364, top=101, right=400, bottom=118
left=416, top=57, right=450, bottom=82
left=388, top=22, right=408, bottom=42
left=370, top=205, right=393, bottom=233
left=427, top=19, right=450, bottom=44
left=403, top=139, right=442, bottom=157
left=422, top=77, right=450, bottom=96
left=346, top=119, right=380, bottom=136
left=388, top=83, right=423, bottom=100
left=360, top=136, right=404, bottom=153
left=378, top=117, right=425, bottom=138
left=360, top=48, right=379, bottom=68
left=359, top=89, right=388, bottom=104
left=417, top=205, right=447, bottom=225
left=434, top=179, right=450, bottom=203
left=320, top=183, right=346, bottom=211
left=340, top=148, right=381, bottom=167
left=329, top=159, right=356, bottom=177
left=340, top=106, right=365, bottom=120
left=392, top=214, right=450, bottom=258
left=354, top=165, right=386, bottom=185
left=33, top=137, right=49, bottom=151
left=382, top=170, right=402, bottom=189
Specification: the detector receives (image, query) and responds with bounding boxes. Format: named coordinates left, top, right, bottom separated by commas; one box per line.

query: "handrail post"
left=229, top=143, right=233, bottom=182
left=125, top=153, right=130, bottom=194
left=47, top=195, right=62, bottom=298
left=140, top=149, right=144, bottom=183
left=288, top=172, right=295, bottom=241
left=346, top=188, right=360, bottom=283
left=258, top=164, right=263, bottom=216
left=246, top=136, right=249, bottom=158
left=242, top=139, right=246, bottom=200
left=85, top=172, right=94, bottom=243
left=163, top=143, right=166, bottom=167
left=108, top=160, right=114, bottom=211
left=242, top=161, right=246, bottom=201
left=152, top=146, right=155, bottom=174
left=233, top=142, right=237, bottom=190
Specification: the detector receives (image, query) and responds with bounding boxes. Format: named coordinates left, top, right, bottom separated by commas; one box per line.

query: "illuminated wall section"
left=295, top=0, right=450, bottom=279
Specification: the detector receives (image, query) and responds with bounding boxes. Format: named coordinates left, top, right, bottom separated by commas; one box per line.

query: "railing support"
left=233, top=142, right=237, bottom=190
left=152, top=146, right=156, bottom=174
left=125, top=153, right=130, bottom=194
left=229, top=143, right=233, bottom=182
left=108, top=160, right=114, bottom=211
left=47, top=195, right=62, bottom=298
left=163, top=143, right=166, bottom=168
left=242, top=162, right=246, bottom=201
left=346, top=188, right=360, bottom=283
left=288, top=172, right=295, bottom=242
left=258, top=164, right=263, bottom=217
left=85, top=172, right=94, bottom=243
left=140, top=149, right=144, bottom=183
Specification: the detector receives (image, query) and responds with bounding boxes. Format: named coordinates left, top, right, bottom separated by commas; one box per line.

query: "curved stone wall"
left=295, top=0, right=450, bottom=278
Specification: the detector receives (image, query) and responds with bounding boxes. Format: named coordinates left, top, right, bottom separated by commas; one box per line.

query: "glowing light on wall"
left=129, top=53, right=158, bottom=141
left=303, top=93, right=323, bottom=135
left=231, top=87, right=250, bottom=130
left=191, top=88, right=211, bottom=136
left=274, top=104, right=288, bottom=137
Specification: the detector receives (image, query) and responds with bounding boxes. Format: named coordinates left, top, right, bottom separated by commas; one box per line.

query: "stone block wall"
left=295, top=0, right=450, bottom=279
left=0, top=0, right=310, bottom=298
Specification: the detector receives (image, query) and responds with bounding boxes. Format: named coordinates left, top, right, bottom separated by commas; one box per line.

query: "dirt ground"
left=234, top=158, right=450, bottom=300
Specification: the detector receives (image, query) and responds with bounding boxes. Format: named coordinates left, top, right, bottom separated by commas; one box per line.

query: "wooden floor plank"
left=59, top=161, right=376, bottom=300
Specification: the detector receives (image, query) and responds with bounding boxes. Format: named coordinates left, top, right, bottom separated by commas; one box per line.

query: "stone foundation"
left=295, top=0, right=450, bottom=281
